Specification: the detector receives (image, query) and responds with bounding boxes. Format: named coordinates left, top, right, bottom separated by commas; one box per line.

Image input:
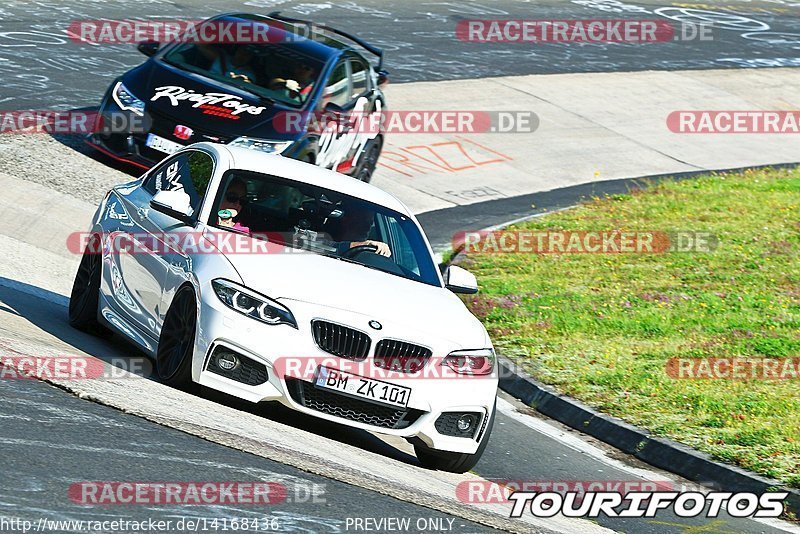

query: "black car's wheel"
left=414, top=400, right=496, bottom=473
left=356, top=137, right=382, bottom=183
left=68, top=235, right=108, bottom=335
left=156, top=285, right=197, bottom=390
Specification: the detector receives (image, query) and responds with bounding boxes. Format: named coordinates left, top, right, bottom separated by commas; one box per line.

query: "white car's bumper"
left=193, top=284, right=498, bottom=454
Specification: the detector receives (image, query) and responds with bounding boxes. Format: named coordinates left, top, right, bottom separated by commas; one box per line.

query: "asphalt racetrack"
left=1, top=0, right=799, bottom=108
left=1, top=1, right=799, bottom=533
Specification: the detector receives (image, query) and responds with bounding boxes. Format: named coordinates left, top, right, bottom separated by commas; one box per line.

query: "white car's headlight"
left=442, top=348, right=495, bottom=375
left=112, top=81, right=145, bottom=116
left=212, top=279, right=297, bottom=329
left=228, top=137, right=292, bottom=154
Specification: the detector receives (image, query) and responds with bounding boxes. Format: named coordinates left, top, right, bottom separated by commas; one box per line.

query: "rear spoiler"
left=266, top=11, right=385, bottom=71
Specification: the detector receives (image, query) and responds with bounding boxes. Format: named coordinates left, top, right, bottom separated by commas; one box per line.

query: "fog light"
left=216, top=350, right=239, bottom=371
left=457, top=414, right=477, bottom=433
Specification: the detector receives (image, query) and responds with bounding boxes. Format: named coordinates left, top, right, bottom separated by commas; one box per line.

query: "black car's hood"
left=121, top=60, right=300, bottom=140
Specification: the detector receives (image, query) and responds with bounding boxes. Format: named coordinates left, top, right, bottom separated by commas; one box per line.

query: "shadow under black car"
left=48, top=106, right=144, bottom=178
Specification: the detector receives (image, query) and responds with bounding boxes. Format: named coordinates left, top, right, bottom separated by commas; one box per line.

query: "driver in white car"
left=334, top=209, right=391, bottom=257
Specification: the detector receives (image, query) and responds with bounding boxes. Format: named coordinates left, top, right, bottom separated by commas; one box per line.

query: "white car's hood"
left=224, top=250, right=488, bottom=347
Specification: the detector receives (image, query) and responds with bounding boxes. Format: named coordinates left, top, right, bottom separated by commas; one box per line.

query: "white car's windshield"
left=210, top=170, right=441, bottom=287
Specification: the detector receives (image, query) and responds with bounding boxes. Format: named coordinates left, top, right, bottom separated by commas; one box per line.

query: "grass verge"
left=457, top=167, right=800, bottom=487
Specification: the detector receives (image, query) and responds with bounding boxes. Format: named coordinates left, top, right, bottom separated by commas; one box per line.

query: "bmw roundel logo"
left=368, top=320, right=382, bottom=330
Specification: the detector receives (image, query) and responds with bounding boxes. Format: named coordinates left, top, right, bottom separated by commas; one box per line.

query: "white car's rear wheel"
left=414, top=399, right=496, bottom=473
left=156, top=286, right=197, bottom=390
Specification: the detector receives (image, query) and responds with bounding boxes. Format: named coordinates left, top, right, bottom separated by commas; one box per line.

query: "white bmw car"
left=69, top=142, right=497, bottom=472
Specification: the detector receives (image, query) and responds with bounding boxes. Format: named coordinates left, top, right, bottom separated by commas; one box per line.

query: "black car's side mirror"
left=323, top=102, right=344, bottom=115
left=321, top=102, right=346, bottom=129
left=376, top=69, right=389, bottom=87
left=137, top=41, right=160, bottom=57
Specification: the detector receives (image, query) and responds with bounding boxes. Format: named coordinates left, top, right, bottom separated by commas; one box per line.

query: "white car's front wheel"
left=414, top=400, right=496, bottom=473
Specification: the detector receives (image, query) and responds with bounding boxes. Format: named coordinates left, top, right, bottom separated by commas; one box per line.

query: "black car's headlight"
left=212, top=279, right=297, bottom=328
left=112, top=81, right=145, bottom=116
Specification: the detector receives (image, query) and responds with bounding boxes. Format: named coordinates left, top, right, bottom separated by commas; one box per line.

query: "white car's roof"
left=204, top=143, right=410, bottom=216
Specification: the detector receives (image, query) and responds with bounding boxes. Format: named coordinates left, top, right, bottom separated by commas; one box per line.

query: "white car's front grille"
left=311, top=320, right=371, bottom=361
left=374, top=339, right=432, bottom=373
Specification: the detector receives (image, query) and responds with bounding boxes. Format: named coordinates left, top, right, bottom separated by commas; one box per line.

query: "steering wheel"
left=344, top=244, right=378, bottom=258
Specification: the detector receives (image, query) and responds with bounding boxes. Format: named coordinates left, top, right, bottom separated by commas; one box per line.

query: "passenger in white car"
left=216, top=178, right=250, bottom=233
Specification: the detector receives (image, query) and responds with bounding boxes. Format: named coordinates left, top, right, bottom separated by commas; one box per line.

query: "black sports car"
left=87, top=12, right=388, bottom=182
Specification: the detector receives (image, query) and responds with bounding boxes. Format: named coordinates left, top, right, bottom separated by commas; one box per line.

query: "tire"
left=356, top=136, right=382, bottom=183
left=414, top=399, right=496, bottom=473
left=155, top=285, right=197, bottom=390
left=68, top=235, right=109, bottom=336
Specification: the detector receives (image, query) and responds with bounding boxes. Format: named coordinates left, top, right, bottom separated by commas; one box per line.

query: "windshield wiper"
left=160, top=58, right=276, bottom=105
left=226, top=81, right=276, bottom=106
left=319, top=252, right=385, bottom=273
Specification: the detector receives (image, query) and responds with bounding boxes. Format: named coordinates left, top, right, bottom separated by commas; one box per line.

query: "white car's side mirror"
left=444, top=265, right=478, bottom=294
left=150, top=189, right=194, bottom=224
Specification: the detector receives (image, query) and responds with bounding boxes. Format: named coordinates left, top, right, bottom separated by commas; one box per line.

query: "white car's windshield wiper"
left=319, top=252, right=385, bottom=273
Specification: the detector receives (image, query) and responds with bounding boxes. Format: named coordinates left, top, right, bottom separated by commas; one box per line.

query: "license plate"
left=145, top=133, right=183, bottom=154
left=314, top=367, right=411, bottom=409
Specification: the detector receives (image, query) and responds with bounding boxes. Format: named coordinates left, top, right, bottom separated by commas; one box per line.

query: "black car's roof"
left=209, top=13, right=359, bottom=64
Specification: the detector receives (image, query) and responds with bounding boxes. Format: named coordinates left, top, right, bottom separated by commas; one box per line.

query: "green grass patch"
left=458, top=167, right=800, bottom=486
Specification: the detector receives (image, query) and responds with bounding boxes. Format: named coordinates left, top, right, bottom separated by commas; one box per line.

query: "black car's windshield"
left=210, top=171, right=441, bottom=287
left=162, top=42, right=324, bottom=108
